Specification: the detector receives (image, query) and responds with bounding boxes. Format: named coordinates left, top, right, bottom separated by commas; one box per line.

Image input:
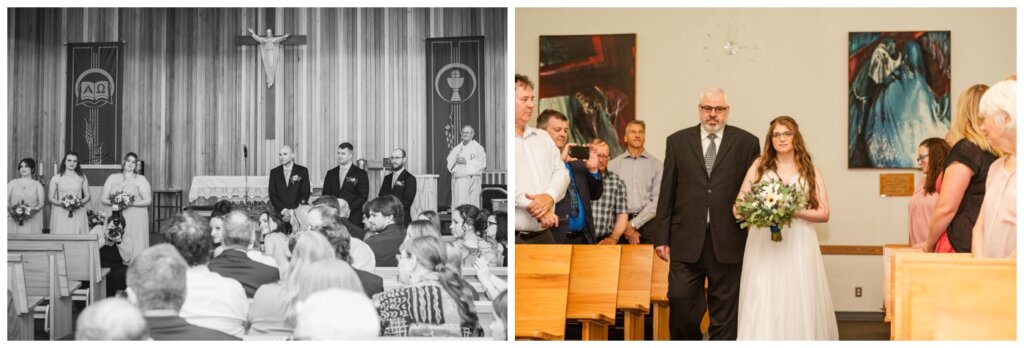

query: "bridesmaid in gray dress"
left=48, top=152, right=91, bottom=234
left=101, top=152, right=152, bottom=264
left=8, top=158, right=46, bottom=234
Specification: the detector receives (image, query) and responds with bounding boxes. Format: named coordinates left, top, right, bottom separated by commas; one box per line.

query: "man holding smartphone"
left=538, top=109, right=603, bottom=244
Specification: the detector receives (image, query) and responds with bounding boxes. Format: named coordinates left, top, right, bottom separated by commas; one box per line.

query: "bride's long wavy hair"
left=755, top=116, right=819, bottom=210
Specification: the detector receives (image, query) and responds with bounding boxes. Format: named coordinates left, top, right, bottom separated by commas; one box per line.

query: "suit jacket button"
left=707, top=189, right=712, bottom=193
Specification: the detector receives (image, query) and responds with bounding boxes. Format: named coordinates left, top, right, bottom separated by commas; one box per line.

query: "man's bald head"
left=278, top=145, right=295, bottom=166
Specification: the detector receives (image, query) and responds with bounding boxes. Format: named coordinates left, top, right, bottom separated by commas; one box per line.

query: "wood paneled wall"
left=7, top=7, right=507, bottom=198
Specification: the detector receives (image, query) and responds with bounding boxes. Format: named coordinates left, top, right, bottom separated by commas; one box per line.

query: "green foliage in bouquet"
left=734, top=178, right=807, bottom=241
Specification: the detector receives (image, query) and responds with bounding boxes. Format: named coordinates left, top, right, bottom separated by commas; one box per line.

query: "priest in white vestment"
left=447, top=125, right=487, bottom=208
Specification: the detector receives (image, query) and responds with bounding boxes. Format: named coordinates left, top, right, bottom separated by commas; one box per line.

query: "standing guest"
left=363, top=196, right=407, bottom=267
left=75, top=297, right=149, bottom=340
left=379, top=148, right=417, bottom=226
left=101, top=152, right=152, bottom=263
left=294, top=289, right=380, bottom=340
left=590, top=138, right=633, bottom=245
left=416, top=210, right=443, bottom=234
left=322, top=142, right=369, bottom=228
left=374, top=236, right=483, bottom=337
left=208, top=210, right=281, bottom=298
left=268, top=145, right=311, bottom=219
left=909, top=138, right=950, bottom=247
left=539, top=109, right=603, bottom=244
left=49, top=151, right=91, bottom=234
left=312, top=195, right=365, bottom=240
left=447, top=124, right=487, bottom=208
left=126, top=244, right=239, bottom=340
left=90, top=214, right=131, bottom=296
left=307, top=204, right=376, bottom=272
left=259, top=210, right=291, bottom=276
left=209, top=200, right=234, bottom=256
left=608, top=120, right=663, bottom=243
left=926, top=84, right=999, bottom=253
left=974, top=79, right=1017, bottom=259
left=514, top=74, right=569, bottom=244
left=451, top=204, right=501, bottom=267
left=8, top=158, right=45, bottom=234
left=161, top=212, right=249, bottom=337
left=650, top=87, right=760, bottom=340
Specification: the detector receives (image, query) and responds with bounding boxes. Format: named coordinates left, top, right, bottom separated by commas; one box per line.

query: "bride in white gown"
left=734, top=116, right=839, bottom=340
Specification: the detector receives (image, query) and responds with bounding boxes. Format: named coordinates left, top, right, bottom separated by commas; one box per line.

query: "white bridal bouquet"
left=734, top=178, right=807, bottom=242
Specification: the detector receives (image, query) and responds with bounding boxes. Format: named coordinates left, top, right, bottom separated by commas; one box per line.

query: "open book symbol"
left=79, top=81, right=111, bottom=102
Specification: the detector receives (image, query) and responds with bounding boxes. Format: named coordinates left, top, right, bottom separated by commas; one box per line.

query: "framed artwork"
left=848, top=31, right=951, bottom=169
left=539, top=34, right=636, bottom=158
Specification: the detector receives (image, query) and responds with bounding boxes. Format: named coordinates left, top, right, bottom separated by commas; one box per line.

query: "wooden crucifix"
left=236, top=26, right=306, bottom=139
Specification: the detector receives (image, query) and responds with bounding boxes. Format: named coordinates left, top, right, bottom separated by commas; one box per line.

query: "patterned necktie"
left=705, top=133, right=718, bottom=176
left=568, top=178, right=580, bottom=219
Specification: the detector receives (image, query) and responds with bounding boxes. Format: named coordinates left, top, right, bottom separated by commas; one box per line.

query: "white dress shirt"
left=515, top=126, right=570, bottom=231
left=179, top=265, right=250, bottom=336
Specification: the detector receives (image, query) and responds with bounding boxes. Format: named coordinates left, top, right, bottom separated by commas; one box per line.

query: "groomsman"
left=268, top=145, right=310, bottom=218
left=378, top=148, right=416, bottom=226
left=323, top=142, right=369, bottom=227
left=447, top=124, right=487, bottom=208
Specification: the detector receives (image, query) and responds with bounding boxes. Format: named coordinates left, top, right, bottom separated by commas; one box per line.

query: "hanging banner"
left=66, top=42, right=123, bottom=164
left=426, top=36, right=485, bottom=209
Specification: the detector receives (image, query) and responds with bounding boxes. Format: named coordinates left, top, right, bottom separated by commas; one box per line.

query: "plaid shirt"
left=592, top=171, right=628, bottom=240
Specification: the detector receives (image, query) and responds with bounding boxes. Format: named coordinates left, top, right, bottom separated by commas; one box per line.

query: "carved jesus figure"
left=249, top=28, right=291, bottom=87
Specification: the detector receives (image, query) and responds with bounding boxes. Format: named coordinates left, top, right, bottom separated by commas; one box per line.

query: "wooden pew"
left=8, top=244, right=76, bottom=340
left=616, top=245, right=653, bottom=340
left=374, top=267, right=508, bottom=281
left=566, top=245, right=621, bottom=340
left=515, top=244, right=572, bottom=340
left=893, top=253, right=1015, bottom=340
left=8, top=233, right=108, bottom=305
left=8, top=254, right=44, bottom=340
left=649, top=248, right=670, bottom=340
left=883, top=244, right=920, bottom=323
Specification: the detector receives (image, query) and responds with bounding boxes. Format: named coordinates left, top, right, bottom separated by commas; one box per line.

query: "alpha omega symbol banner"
left=66, top=42, right=123, bottom=164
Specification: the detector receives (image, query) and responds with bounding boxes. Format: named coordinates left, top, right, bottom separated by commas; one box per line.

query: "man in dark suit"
left=322, top=142, right=369, bottom=228
left=538, top=109, right=603, bottom=244
left=649, top=87, right=760, bottom=340
left=268, top=145, right=311, bottom=219
left=126, top=244, right=239, bottom=340
left=378, top=148, right=417, bottom=226
left=309, top=206, right=385, bottom=298
left=208, top=211, right=281, bottom=297
left=362, top=196, right=407, bottom=267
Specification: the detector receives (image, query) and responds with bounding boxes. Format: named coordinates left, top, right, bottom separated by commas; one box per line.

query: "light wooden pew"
left=893, top=252, right=1015, bottom=340
left=8, top=254, right=43, bottom=340
left=617, top=244, right=653, bottom=340
left=566, top=245, right=621, bottom=340
left=8, top=244, right=77, bottom=340
left=515, top=244, right=572, bottom=340
left=649, top=248, right=669, bottom=340
left=883, top=244, right=920, bottom=323
left=8, top=233, right=109, bottom=305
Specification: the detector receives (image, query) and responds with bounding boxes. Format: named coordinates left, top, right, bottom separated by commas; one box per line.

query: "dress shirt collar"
left=700, top=125, right=724, bottom=141
left=520, top=126, right=543, bottom=139
left=283, top=163, right=294, bottom=171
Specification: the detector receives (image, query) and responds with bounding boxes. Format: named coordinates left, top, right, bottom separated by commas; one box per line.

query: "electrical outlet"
left=855, top=287, right=863, bottom=297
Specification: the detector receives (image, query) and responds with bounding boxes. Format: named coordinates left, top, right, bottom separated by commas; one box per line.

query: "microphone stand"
left=244, top=146, right=249, bottom=208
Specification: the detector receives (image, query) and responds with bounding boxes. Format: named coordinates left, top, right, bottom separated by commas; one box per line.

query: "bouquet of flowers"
left=87, top=210, right=108, bottom=229
left=108, top=191, right=136, bottom=211
left=8, top=201, right=32, bottom=226
left=61, top=194, right=85, bottom=218
left=734, top=178, right=807, bottom=242
left=105, top=219, right=124, bottom=244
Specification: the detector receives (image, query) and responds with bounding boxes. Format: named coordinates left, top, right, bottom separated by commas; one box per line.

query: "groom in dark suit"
left=378, top=148, right=416, bottom=227
left=650, top=87, right=760, bottom=340
left=268, top=145, right=310, bottom=218
left=322, top=142, right=369, bottom=227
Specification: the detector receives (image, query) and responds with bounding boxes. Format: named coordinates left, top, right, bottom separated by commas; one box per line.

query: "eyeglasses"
left=389, top=156, right=405, bottom=160
left=700, top=105, right=729, bottom=113
left=917, top=154, right=928, bottom=162
left=771, top=131, right=794, bottom=139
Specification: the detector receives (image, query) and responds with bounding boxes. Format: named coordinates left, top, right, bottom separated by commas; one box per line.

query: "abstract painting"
left=848, top=31, right=950, bottom=169
left=539, top=34, right=636, bottom=158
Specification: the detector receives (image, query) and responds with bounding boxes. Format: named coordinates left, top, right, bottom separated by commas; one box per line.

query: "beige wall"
left=516, top=7, right=1016, bottom=312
